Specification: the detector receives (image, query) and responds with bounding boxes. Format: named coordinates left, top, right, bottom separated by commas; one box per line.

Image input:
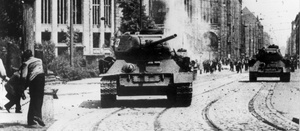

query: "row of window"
left=41, top=32, right=111, bottom=48
left=41, top=0, right=111, bottom=26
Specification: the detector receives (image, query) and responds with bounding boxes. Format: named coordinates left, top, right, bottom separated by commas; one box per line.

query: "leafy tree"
left=0, top=0, right=23, bottom=38
left=118, top=0, right=156, bottom=33
left=35, top=41, right=56, bottom=74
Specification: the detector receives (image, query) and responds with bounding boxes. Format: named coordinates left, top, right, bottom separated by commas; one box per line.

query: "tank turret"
left=256, top=44, right=283, bottom=63
left=113, top=32, right=177, bottom=60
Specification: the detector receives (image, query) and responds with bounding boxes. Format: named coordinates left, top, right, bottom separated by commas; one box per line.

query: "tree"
left=0, top=0, right=23, bottom=38
left=118, top=0, right=156, bottom=33
left=35, top=41, right=56, bottom=74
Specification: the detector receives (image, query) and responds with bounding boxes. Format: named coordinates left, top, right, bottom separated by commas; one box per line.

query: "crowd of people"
left=197, top=55, right=299, bottom=74
left=0, top=49, right=46, bottom=127
left=200, top=58, right=250, bottom=74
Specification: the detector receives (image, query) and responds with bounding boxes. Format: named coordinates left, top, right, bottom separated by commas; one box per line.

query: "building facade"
left=287, top=12, right=300, bottom=59
left=146, top=0, right=243, bottom=61
left=241, top=7, right=264, bottom=58
left=221, top=0, right=242, bottom=60
left=35, top=0, right=116, bottom=58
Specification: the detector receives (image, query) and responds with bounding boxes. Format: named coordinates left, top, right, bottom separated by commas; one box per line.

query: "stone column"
left=35, top=0, right=42, bottom=44
left=52, top=0, right=58, bottom=56
left=100, top=0, right=105, bottom=53
left=83, top=0, right=91, bottom=55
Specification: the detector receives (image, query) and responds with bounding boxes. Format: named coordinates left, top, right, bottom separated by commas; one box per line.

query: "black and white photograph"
left=0, top=0, right=299, bottom=130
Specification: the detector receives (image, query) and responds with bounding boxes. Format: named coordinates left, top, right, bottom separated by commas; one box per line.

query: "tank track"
left=167, top=84, right=193, bottom=106
left=100, top=79, right=117, bottom=107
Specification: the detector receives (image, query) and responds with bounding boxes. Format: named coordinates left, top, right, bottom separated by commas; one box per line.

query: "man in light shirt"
left=20, top=50, right=45, bottom=127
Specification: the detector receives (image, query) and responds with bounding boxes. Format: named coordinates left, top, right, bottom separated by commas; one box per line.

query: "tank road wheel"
left=280, top=73, right=290, bottom=82
left=100, top=79, right=117, bottom=107
left=174, top=84, right=193, bottom=107
left=249, top=72, right=257, bottom=82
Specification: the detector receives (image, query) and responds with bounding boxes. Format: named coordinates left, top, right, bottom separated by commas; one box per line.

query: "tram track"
left=92, top=108, right=125, bottom=131
left=202, top=99, right=222, bottom=131
left=248, top=82, right=298, bottom=130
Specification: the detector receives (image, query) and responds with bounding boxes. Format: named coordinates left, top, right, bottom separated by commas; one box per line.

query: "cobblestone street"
left=1, top=69, right=299, bottom=130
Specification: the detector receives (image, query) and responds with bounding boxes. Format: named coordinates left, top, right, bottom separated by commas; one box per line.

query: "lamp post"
left=70, top=0, right=74, bottom=66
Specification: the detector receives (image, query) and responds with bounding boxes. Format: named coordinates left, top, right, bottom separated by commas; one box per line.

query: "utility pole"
left=70, top=0, right=74, bottom=66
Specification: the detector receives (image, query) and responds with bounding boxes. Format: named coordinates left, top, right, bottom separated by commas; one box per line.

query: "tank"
left=249, top=44, right=291, bottom=82
left=100, top=29, right=194, bottom=107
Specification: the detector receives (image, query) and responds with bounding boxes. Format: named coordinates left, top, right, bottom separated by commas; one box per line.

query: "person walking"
left=0, top=58, right=7, bottom=110
left=236, top=61, right=242, bottom=73
left=4, top=71, right=25, bottom=113
left=229, top=60, right=234, bottom=72
left=20, top=50, right=45, bottom=127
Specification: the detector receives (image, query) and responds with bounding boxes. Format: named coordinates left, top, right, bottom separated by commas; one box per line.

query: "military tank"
left=100, top=29, right=194, bottom=107
left=249, top=44, right=291, bottom=82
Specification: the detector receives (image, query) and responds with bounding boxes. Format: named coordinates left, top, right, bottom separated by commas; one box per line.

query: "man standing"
left=20, top=50, right=45, bottom=126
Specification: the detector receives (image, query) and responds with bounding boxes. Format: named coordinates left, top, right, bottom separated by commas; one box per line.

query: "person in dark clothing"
left=217, top=61, right=222, bottom=72
left=20, top=50, right=45, bottom=127
left=4, top=71, right=25, bottom=113
left=229, top=60, right=234, bottom=72
left=244, top=58, right=249, bottom=71
left=236, top=61, right=242, bottom=73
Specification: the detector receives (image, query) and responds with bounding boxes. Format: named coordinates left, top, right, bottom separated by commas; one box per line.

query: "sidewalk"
left=0, top=76, right=101, bottom=129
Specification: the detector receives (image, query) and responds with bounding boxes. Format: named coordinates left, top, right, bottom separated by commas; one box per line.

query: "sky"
left=242, top=0, right=300, bottom=53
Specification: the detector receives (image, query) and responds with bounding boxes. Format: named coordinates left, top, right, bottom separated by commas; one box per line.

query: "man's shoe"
left=4, top=105, right=10, bottom=113
left=15, top=110, right=22, bottom=113
left=33, top=117, right=45, bottom=127
left=27, top=122, right=37, bottom=128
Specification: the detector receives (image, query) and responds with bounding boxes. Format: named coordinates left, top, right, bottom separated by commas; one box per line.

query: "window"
left=92, top=0, right=101, bottom=25
left=58, top=0, right=67, bottom=24
left=74, top=32, right=82, bottom=43
left=42, top=32, right=51, bottom=41
left=41, top=0, right=51, bottom=24
left=93, top=33, right=100, bottom=48
left=72, top=0, right=82, bottom=24
left=57, top=47, right=68, bottom=55
left=58, top=32, right=67, bottom=43
left=104, top=33, right=111, bottom=48
left=104, top=0, right=111, bottom=26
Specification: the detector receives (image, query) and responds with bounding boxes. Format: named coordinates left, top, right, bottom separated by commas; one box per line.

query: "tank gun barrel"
left=149, top=34, right=177, bottom=46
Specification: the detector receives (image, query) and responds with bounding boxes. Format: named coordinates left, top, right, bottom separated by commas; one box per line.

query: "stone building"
left=287, top=12, right=300, bottom=59
left=35, top=0, right=116, bottom=58
left=220, top=0, right=242, bottom=60
left=146, top=0, right=243, bottom=61
left=241, top=7, right=264, bottom=58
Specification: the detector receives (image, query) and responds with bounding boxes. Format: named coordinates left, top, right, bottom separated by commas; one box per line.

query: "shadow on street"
left=79, top=99, right=179, bottom=108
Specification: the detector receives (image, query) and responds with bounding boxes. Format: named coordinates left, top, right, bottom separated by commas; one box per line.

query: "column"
left=83, top=0, right=91, bottom=55
left=52, top=0, right=58, bottom=56
left=100, top=0, right=105, bottom=53
left=111, top=0, right=115, bottom=33
left=35, top=0, right=42, bottom=44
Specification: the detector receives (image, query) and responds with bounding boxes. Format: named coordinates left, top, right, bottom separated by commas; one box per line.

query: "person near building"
left=244, top=57, right=249, bottom=71
left=0, top=58, right=7, bottom=110
left=4, top=71, right=25, bottom=113
left=20, top=50, right=45, bottom=126
left=236, top=60, right=242, bottom=73
left=217, top=60, right=222, bottom=72
left=229, top=60, right=234, bottom=72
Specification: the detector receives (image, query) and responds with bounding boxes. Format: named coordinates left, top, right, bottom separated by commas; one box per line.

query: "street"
left=0, top=69, right=299, bottom=130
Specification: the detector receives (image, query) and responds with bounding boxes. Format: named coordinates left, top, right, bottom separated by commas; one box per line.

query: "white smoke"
left=163, top=0, right=212, bottom=63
